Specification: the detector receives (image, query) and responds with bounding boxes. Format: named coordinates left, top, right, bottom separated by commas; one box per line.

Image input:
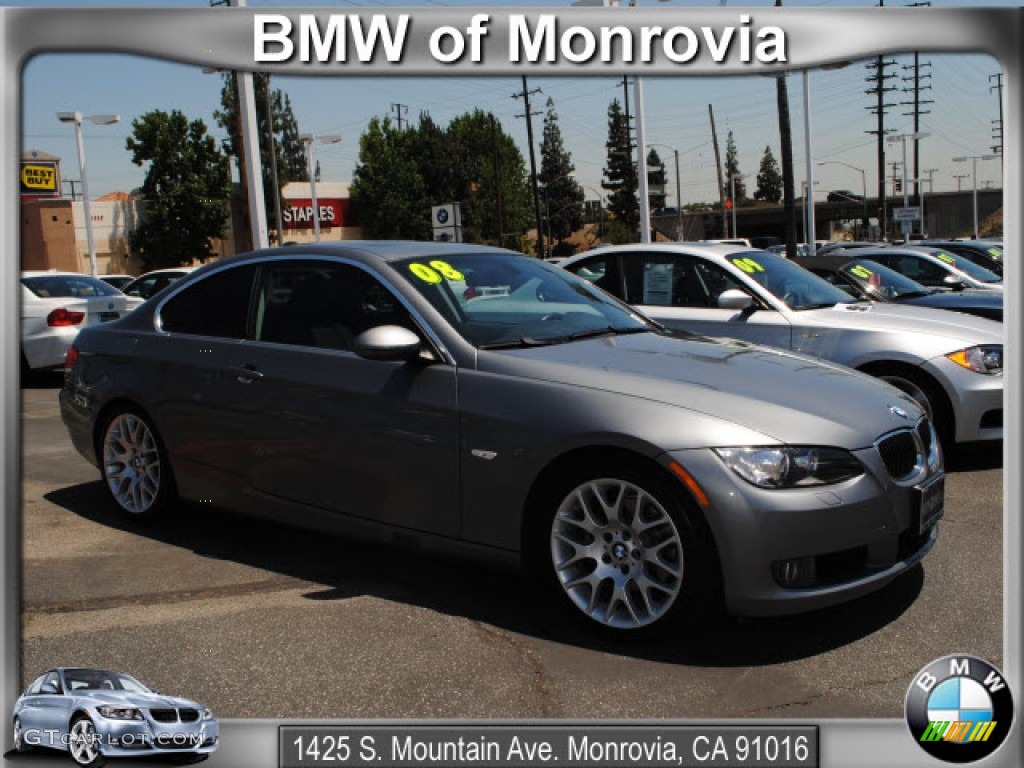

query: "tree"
left=602, top=99, right=637, bottom=239
left=349, top=110, right=532, bottom=246
left=646, top=148, right=667, bottom=211
left=349, top=117, right=431, bottom=240
left=754, top=145, right=783, bottom=203
left=539, top=98, right=584, bottom=255
left=215, top=72, right=307, bottom=241
left=447, top=109, right=532, bottom=246
left=125, top=110, right=231, bottom=270
left=724, top=130, right=746, bottom=202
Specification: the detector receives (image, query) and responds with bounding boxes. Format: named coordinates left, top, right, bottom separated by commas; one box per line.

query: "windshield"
left=924, top=248, right=1002, bottom=284
left=728, top=250, right=856, bottom=310
left=22, top=274, right=122, bottom=299
left=63, top=669, right=151, bottom=693
left=392, top=252, right=652, bottom=348
left=839, top=260, right=931, bottom=300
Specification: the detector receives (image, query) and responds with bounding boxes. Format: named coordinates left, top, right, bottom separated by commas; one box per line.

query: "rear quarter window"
left=159, top=265, right=256, bottom=339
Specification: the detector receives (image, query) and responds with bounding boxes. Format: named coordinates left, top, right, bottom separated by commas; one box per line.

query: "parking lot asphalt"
left=19, top=374, right=1004, bottom=720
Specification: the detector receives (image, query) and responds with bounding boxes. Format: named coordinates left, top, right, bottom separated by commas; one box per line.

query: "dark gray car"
left=60, top=243, right=943, bottom=635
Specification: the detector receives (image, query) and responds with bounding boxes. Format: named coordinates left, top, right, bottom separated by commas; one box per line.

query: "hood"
left=80, top=690, right=202, bottom=711
left=798, top=301, right=1003, bottom=346
left=477, top=332, right=924, bottom=449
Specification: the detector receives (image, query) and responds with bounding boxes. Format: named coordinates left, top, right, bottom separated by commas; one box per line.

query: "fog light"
left=773, top=556, right=816, bottom=588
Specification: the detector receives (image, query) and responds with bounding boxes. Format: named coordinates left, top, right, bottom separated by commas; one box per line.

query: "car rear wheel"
left=100, top=408, right=172, bottom=519
left=13, top=716, right=30, bottom=753
left=544, top=460, right=719, bottom=636
left=68, top=716, right=105, bottom=767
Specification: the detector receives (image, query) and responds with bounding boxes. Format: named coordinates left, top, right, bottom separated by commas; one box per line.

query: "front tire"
left=99, top=407, right=173, bottom=519
left=68, top=716, right=105, bottom=767
left=541, top=459, right=720, bottom=636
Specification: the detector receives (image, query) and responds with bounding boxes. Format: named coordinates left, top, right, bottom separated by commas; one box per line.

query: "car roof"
left=561, top=242, right=754, bottom=267
left=210, top=241, right=518, bottom=271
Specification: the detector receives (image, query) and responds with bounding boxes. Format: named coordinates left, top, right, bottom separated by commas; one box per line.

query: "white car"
left=121, top=267, right=197, bottom=309
left=21, top=271, right=130, bottom=372
left=561, top=243, right=1004, bottom=446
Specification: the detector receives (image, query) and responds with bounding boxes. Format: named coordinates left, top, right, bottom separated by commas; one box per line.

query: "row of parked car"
left=52, top=237, right=1004, bottom=640
left=20, top=267, right=193, bottom=372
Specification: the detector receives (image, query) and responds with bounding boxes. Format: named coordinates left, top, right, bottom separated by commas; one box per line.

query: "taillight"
left=65, top=344, right=80, bottom=371
left=47, top=308, right=85, bottom=327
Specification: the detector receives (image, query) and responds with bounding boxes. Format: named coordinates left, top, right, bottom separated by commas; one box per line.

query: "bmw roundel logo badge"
left=436, top=208, right=449, bottom=224
left=889, top=405, right=910, bottom=420
left=905, top=655, right=1014, bottom=763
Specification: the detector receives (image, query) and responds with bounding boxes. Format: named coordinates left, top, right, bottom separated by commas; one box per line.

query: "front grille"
left=877, top=429, right=920, bottom=480
left=149, top=708, right=178, bottom=723
left=179, top=709, right=200, bottom=723
left=916, top=418, right=933, bottom=454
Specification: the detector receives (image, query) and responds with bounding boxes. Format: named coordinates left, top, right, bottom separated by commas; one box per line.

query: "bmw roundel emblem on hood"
left=889, top=405, right=910, bottom=420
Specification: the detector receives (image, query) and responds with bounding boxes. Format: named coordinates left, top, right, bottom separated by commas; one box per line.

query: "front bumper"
left=922, top=355, right=1002, bottom=443
left=666, top=444, right=940, bottom=617
left=91, top=716, right=219, bottom=758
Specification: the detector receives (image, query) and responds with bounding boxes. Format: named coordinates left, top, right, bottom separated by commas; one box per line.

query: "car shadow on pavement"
left=46, top=481, right=923, bottom=668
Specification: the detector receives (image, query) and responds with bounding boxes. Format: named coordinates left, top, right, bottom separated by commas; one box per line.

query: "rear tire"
left=537, top=458, right=721, bottom=637
left=99, top=407, right=174, bottom=519
left=13, top=716, right=31, bottom=754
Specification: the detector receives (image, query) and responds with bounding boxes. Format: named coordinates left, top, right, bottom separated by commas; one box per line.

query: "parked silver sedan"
left=62, top=243, right=943, bottom=635
left=561, top=243, right=1003, bottom=446
left=12, top=667, right=218, bottom=766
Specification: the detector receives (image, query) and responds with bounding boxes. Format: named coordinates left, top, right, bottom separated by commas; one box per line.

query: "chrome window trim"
left=152, top=254, right=455, bottom=366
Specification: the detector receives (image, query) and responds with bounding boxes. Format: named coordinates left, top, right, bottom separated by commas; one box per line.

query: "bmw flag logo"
left=905, top=655, right=1014, bottom=763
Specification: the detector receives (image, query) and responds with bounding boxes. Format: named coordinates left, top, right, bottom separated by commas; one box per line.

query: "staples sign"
left=283, top=198, right=349, bottom=230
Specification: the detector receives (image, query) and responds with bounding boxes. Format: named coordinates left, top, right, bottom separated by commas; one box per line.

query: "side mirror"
left=352, top=325, right=423, bottom=362
left=717, top=289, right=755, bottom=311
left=942, top=274, right=967, bottom=291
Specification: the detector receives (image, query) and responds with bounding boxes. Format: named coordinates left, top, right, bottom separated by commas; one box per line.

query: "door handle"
left=230, top=364, right=264, bottom=384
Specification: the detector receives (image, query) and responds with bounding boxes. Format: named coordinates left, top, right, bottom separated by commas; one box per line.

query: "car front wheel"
left=100, top=408, right=173, bottom=519
left=544, top=461, right=719, bottom=635
left=68, top=716, right=105, bottom=767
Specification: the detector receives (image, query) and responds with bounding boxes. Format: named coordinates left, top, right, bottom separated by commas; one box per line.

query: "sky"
left=14, top=0, right=1016, bottom=212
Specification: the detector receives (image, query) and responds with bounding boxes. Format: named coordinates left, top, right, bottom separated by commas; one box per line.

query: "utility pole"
left=391, top=103, right=408, bottom=130
left=513, top=77, right=544, bottom=257
left=954, top=173, right=969, bottom=192
left=490, top=113, right=504, bottom=246
left=63, top=179, right=81, bottom=200
left=708, top=104, right=727, bottom=238
left=989, top=73, right=1004, bottom=159
left=865, top=0, right=898, bottom=239
left=621, top=76, right=638, bottom=236
left=902, top=2, right=933, bottom=228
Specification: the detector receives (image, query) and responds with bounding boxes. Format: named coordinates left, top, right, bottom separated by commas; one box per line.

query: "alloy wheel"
left=103, top=412, right=161, bottom=515
left=69, top=718, right=101, bottom=766
left=550, top=478, right=684, bottom=629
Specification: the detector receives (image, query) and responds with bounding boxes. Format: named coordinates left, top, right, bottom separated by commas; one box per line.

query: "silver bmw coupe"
left=61, top=243, right=943, bottom=635
left=12, top=667, right=217, bottom=766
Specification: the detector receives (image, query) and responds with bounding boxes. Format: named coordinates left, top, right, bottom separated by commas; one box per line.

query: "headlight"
left=947, top=345, right=1002, bottom=374
left=97, top=705, right=142, bottom=720
left=202, top=708, right=214, bottom=721
left=714, top=446, right=864, bottom=488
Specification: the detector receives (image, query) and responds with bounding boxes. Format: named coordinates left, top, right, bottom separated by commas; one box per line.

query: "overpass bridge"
left=650, top=187, right=1003, bottom=243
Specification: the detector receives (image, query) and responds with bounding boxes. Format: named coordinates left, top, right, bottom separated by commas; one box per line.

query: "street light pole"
left=888, top=131, right=930, bottom=240
left=56, top=111, right=120, bottom=277
left=649, top=143, right=682, bottom=240
left=300, top=133, right=342, bottom=243
left=953, top=154, right=996, bottom=238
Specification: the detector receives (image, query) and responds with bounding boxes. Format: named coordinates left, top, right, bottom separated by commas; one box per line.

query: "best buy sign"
left=20, top=161, right=60, bottom=197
